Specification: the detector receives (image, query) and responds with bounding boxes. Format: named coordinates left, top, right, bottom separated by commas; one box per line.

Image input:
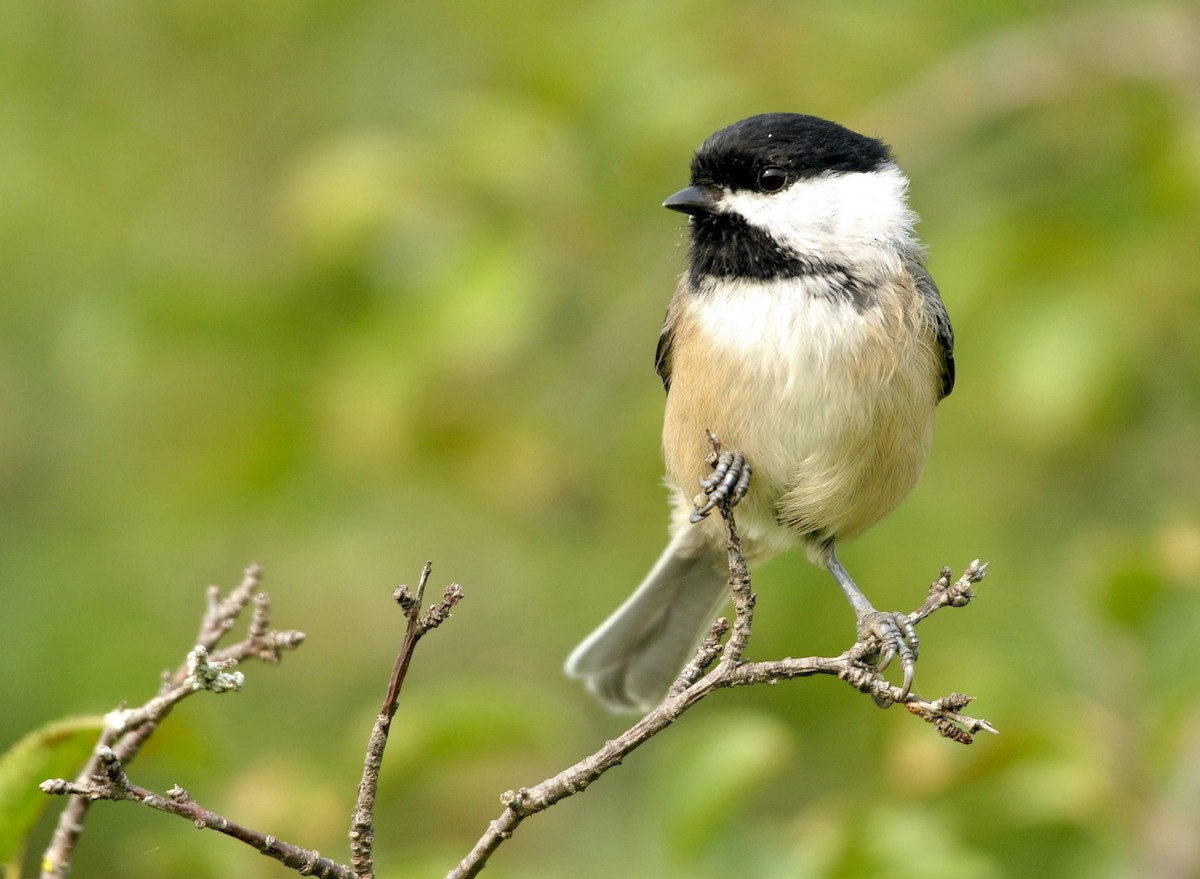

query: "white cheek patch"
left=718, top=164, right=915, bottom=256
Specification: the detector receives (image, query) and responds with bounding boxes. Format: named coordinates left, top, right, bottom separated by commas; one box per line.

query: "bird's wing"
left=913, top=262, right=955, bottom=400
left=654, top=277, right=692, bottom=392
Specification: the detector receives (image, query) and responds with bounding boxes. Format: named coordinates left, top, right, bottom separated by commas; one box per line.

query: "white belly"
left=662, top=276, right=938, bottom=563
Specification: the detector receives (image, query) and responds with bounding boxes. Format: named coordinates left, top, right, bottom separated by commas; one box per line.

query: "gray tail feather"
left=565, top=529, right=729, bottom=712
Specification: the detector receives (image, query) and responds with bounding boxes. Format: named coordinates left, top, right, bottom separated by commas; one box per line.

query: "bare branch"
left=37, top=563, right=463, bottom=879
left=448, top=502, right=993, bottom=879
left=668, top=617, right=729, bottom=696
left=37, top=508, right=989, bottom=879
left=196, top=563, right=263, bottom=652
left=39, top=565, right=304, bottom=879
left=350, top=565, right=462, bottom=879
left=41, top=748, right=352, bottom=879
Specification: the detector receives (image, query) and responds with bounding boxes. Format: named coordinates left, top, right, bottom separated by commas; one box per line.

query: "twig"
left=39, top=565, right=304, bottom=879
left=38, top=516, right=990, bottom=879
left=448, top=506, right=993, bottom=879
left=714, top=496, right=754, bottom=666
left=39, top=565, right=462, bottom=879
left=41, top=748, right=351, bottom=879
left=349, top=564, right=462, bottom=879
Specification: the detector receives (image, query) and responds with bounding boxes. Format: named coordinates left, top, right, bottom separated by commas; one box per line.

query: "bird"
left=565, top=113, right=955, bottom=712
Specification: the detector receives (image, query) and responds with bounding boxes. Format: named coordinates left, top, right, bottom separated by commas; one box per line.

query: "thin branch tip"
left=393, top=584, right=419, bottom=613
left=421, top=582, right=464, bottom=632
left=39, top=564, right=308, bottom=879
left=352, top=565, right=463, bottom=876
left=415, top=561, right=434, bottom=606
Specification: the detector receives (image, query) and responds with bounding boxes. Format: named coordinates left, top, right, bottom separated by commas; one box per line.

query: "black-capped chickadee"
left=566, top=113, right=955, bottom=712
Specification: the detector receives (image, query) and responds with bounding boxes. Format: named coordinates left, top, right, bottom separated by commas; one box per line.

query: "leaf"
left=0, top=715, right=104, bottom=878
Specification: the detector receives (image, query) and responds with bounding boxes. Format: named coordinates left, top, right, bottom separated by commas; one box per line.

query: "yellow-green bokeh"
left=3, top=2, right=1198, bottom=877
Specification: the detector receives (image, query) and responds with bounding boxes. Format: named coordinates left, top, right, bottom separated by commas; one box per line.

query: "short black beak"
left=663, top=185, right=718, bottom=216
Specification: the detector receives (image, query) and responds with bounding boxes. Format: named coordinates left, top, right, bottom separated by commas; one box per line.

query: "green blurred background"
left=3, top=1, right=1199, bottom=877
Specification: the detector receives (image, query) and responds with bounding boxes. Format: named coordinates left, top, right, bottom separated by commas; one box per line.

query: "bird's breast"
left=662, top=275, right=939, bottom=556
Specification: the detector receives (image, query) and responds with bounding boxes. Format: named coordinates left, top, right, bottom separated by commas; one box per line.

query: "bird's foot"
left=690, top=437, right=752, bottom=523
left=857, top=609, right=919, bottom=702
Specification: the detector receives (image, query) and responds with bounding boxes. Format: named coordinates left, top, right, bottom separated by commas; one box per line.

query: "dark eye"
left=758, top=167, right=788, bottom=192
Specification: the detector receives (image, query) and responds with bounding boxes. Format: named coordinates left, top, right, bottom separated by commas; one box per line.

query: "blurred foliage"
left=0, top=716, right=104, bottom=877
left=2, top=1, right=1199, bottom=877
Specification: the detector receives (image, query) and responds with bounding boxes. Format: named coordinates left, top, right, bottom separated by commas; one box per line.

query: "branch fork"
left=39, top=509, right=992, bottom=879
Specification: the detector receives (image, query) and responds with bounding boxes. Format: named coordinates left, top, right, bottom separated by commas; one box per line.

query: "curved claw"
left=858, top=610, right=919, bottom=701
left=690, top=449, right=752, bottom=523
